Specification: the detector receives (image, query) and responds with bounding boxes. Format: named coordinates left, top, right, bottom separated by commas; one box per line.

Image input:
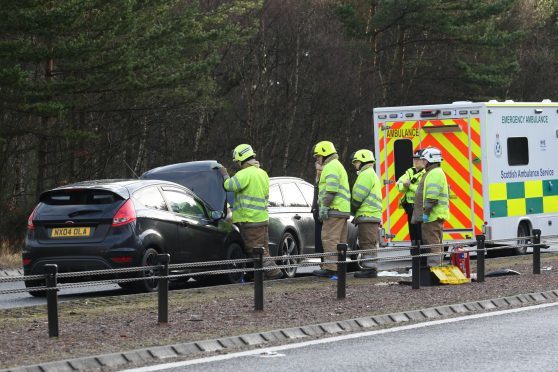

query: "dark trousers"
left=314, top=217, right=323, bottom=253
left=404, top=203, right=422, bottom=243
left=312, top=185, right=324, bottom=254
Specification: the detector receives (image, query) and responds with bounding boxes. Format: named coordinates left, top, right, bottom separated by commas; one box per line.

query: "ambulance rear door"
left=376, top=107, right=484, bottom=242
left=377, top=113, right=422, bottom=242
left=417, top=109, right=484, bottom=241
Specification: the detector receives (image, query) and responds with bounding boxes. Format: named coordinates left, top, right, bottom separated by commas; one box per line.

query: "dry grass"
left=0, top=240, right=22, bottom=269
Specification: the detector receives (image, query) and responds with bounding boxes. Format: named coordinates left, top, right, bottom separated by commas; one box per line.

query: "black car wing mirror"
left=210, top=210, right=225, bottom=221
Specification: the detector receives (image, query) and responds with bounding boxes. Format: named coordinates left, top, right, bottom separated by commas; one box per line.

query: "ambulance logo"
left=495, top=133, right=502, bottom=157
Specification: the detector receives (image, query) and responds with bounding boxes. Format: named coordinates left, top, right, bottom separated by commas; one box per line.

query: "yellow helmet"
left=351, top=149, right=375, bottom=164
left=313, top=141, right=337, bottom=157
left=232, top=144, right=255, bottom=162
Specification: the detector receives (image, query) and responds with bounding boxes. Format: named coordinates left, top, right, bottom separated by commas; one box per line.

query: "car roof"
left=44, top=179, right=189, bottom=199
left=270, top=176, right=312, bottom=185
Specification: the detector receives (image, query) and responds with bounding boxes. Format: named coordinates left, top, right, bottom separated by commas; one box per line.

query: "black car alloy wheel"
left=137, top=247, right=159, bottom=292
left=225, top=242, right=246, bottom=284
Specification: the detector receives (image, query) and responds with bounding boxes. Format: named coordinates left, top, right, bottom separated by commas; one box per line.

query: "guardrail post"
left=336, top=243, right=348, bottom=300
left=533, top=229, right=541, bottom=275
left=157, top=254, right=170, bottom=324
left=411, top=240, right=420, bottom=289
left=476, top=234, right=485, bottom=283
left=253, top=247, right=264, bottom=311
left=44, top=264, right=59, bottom=338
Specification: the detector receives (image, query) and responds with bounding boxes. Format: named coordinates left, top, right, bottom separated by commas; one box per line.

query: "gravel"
left=2, top=254, right=558, bottom=369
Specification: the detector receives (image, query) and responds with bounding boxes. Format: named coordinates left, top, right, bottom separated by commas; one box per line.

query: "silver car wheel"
left=280, top=232, right=299, bottom=278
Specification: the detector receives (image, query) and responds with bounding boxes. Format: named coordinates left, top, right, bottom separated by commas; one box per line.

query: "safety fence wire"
left=169, top=257, right=254, bottom=270
left=4, top=236, right=555, bottom=294
left=57, top=265, right=161, bottom=279
left=0, top=274, right=44, bottom=283
left=0, top=286, right=50, bottom=295
left=485, top=236, right=535, bottom=244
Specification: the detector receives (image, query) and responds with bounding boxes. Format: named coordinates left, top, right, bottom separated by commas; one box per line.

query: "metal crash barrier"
left=0, top=230, right=555, bottom=338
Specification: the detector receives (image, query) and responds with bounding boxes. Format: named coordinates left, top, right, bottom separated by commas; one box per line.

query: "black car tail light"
left=27, top=205, right=39, bottom=230
left=112, top=199, right=137, bottom=227
left=22, top=257, right=31, bottom=266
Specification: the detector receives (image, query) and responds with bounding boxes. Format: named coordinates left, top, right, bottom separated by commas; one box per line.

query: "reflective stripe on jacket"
left=396, top=167, right=424, bottom=205
left=423, top=167, right=449, bottom=222
left=351, top=164, right=382, bottom=222
left=318, top=158, right=350, bottom=216
left=224, top=165, right=269, bottom=223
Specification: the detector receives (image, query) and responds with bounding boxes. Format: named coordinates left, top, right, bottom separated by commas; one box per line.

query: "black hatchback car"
left=24, top=179, right=245, bottom=294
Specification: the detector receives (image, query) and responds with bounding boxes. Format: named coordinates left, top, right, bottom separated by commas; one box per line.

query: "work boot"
left=265, top=269, right=284, bottom=280
left=354, top=268, right=378, bottom=278
left=263, top=261, right=284, bottom=280
left=312, top=269, right=337, bottom=278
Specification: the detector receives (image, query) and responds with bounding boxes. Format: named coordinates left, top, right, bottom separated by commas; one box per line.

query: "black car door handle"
left=294, top=214, right=301, bottom=220
left=179, top=220, right=188, bottom=227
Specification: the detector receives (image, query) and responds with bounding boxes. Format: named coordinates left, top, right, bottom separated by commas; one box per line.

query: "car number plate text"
left=51, top=227, right=91, bottom=238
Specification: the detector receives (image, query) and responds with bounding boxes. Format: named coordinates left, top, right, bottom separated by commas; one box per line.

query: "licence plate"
left=51, top=227, right=91, bottom=238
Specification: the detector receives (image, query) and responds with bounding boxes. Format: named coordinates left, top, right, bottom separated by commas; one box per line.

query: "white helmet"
left=420, top=147, right=443, bottom=163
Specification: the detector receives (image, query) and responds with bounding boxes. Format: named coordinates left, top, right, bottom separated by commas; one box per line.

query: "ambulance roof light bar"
left=420, top=109, right=440, bottom=118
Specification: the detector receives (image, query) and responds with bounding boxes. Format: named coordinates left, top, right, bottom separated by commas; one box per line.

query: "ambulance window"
left=507, top=137, right=529, bottom=166
left=394, top=139, right=413, bottom=181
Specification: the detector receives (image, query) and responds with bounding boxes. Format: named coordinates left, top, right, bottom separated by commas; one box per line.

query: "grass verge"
left=0, top=240, right=22, bottom=269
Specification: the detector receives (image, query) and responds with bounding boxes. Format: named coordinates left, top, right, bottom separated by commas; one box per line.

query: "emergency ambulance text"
left=501, top=115, right=548, bottom=124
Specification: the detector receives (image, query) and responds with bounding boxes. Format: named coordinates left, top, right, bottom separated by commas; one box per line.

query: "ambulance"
left=373, top=100, right=558, bottom=253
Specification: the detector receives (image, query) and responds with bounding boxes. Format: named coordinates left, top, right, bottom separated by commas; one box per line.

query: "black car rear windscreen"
left=40, top=190, right=122, bottom=205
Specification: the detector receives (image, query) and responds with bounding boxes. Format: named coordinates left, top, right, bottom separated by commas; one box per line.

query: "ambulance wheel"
left=515, top=222, right=530, bottom=255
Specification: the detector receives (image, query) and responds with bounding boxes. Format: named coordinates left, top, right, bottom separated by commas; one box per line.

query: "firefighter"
left=220, top=144, right=283, bottom=280
left=411, top=147, right=449, bottom=266
left=312, top=140, right=350, bottom=277
left=350, top=149, right=382, bottom=278
left=396, top=149, right=426, bottom=244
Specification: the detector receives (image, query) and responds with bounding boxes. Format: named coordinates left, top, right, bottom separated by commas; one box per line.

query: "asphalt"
left=4, top=288, right=558, bottom=372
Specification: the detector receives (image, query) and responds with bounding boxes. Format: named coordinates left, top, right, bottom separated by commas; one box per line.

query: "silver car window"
left=297, top=183, right=314, bottom=206
left=268, top=184, right=284, bottom=207
left=281, top=183, right=308, bottom=207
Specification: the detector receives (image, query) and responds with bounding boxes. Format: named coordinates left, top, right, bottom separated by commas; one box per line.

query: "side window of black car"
left=133, top=187, right=168, bottom=211
left=268, top=184, right=284, bottom=207
left=164, top=190, right=206, bottom=218
left=281, top=183, right=309, bottom=207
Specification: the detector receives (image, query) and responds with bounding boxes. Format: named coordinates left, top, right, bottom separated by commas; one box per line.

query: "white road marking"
left=123, top=301, right=558, bottom=372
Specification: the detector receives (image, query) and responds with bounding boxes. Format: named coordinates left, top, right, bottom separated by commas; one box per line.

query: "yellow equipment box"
left=430, top=265, right=470, bottom=285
